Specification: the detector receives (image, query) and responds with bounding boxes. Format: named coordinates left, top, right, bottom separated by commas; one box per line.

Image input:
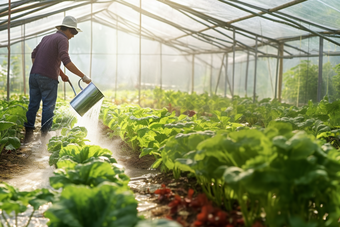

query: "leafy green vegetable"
left=0, top=183, right=57, bottom=227
left=50, top=160, right=129, bottom=189
left=135, top=219, right=182, bottom=227
left=45, top=183, right=139, bottom=227
left=58, top=144, right=116, bottom=165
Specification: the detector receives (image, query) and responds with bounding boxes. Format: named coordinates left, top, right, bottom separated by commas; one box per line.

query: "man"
left=24, top=15, right=91, bottom=144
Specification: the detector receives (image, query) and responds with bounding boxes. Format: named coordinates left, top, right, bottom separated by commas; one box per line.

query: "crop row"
left=100, top=95, right=340, bottom=227
left=0, top=98, right=180, bottom=227
left=0, top=95, right=29, bottom=155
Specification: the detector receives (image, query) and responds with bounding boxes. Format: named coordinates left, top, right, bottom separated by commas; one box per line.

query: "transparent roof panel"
left=125, top=0, right=208, bottom=32
left=202, top=29, right=234, bottom=47
left=0, top=0, right=339, bottom=59
left=177, top=35, right=215, bottom=51
left=111, top=1, right=187, bottom=39
left=110, top=2, right=141, bottom=26
left=240, top=0, right=294, bottom=9
left=258, top=45, right=278, bottom=56
left=140, top=15, right=188, bottom=40
left=170, top=0, right=250, bottom=21
left=280, top=0, right=340, bottom=30
left=0, top=13, right=63, bottom=47
left=220, top=28, right=258, bottom=47
left=286, top=37, right=340, bottom=55
left=233, top=15, right=310, bottom=40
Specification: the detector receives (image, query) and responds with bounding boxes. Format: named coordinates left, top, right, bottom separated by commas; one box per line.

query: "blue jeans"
left=24, top=73, right=58, bottom=132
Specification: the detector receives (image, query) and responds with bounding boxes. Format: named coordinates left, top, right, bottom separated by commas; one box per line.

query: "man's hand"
left=82, top=75, right=92, bottom=84
left=61, top=75, right=69, bottom=82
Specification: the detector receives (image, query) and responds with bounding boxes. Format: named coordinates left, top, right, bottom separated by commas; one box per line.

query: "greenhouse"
left=0, top=0, right=340, bottom=226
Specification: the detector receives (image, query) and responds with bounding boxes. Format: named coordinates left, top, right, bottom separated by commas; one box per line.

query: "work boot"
left=24, top=127, right=34, bottom=144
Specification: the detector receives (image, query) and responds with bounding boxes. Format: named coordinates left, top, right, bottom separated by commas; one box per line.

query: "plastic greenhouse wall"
left=1, top=21, right=340, bottom=106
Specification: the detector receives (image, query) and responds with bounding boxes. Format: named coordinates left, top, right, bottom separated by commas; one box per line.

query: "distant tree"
left=323, top=62, right=337, bottom=101
left=1, top=55, right=25, bottom=94
left=331, top=64, right=340, bottom=100
left=0, top=64, right=7, bottom=93
left=282, top=60, right=318, bottom=104
left=282, top=60, right=337, bottom=104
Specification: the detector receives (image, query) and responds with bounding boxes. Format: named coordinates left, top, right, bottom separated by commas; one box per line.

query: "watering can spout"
left=69, top=79, right=104, bottom=116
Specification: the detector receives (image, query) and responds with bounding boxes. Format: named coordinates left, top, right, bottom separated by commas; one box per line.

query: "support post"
left=278, top=44, right=284, bottom=102
left=191, top=54, right=195, bottom=94
left=138, top=0, right=142, bottom=106
left=115, top=20, right=118, bottom=103
left=274, top=45, right=280, bottom=100
left=89, top=3, right=93, bottom=78
left=21, top=24, right=26, bottom=95
left=63, top=12, right=66, bottom=100
left=215, top=54, right=226, bottom=95
left=224, top=53, right=229, bottom=97
left=160, top=43, right=162, bottom=90
left=210, top=54, right=213, bottom=96
left=7, top=0, right=11, bottom=101
left=318, top=37, right=323, bottom=102
left=253, top=36, right=258, bottom=103
left=64, top=67, right=66, bottom=100
left=232, top=28, right=235, bottom=98
left=245, top=50, right=249, bottom=97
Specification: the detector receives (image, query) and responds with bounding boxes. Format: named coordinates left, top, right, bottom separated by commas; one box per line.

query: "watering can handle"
left=78, top=79, right=84, bottom=90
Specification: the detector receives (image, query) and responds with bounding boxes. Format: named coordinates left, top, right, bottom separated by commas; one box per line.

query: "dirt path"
left=0, top=119, right=204, bottom=227
left=0, top=125, right=158, bottom=190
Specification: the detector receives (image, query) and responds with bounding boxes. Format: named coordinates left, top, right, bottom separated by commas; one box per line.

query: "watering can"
left=68, top=79, right=104, bottom=117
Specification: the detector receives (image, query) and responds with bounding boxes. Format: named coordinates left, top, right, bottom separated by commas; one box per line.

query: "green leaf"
left=50, top=160, right=129, bottom=189
left=59, top=145, right=114, bottom=164
left=289, top=216, right=318, bottom=227
left=161, top=131, right=214, bottom=170
left=151, top=158, right=162, bottom=168
left=45, top=183, right=139, bottom=227
left=164, top=122, right=194, bottom=129
left=29, top=188, right=57, bottom=210
left=287, top=132, right=317, bottom=159
left=3, top=105, right=27, bottom=118
left=1, top=200, right=27, bottom=214
left=0, top=121, right=16, bottom=131
left=0, top=183, right=13, bottom=202
left=5, top=144, right=16, bottom=150
left=49, top=150, right=61, bottom=166
left=0, top=183, right=33, bottom=215
left=272, top=136, right=290, bottom=151
left=137, top=127, right=150, bottom=138
left=139, top=148, right=154, bottom=158
left=1, top=137, right=21, bottom=150
left=149, top=123, right=164, bottom=130
left=135, top=219, right=182, bottom=227
left=56, top=157, right=78, bottom=170
left=293, top=169, right=328, bottom=185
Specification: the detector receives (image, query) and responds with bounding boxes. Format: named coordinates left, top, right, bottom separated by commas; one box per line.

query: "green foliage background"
left=282, top=60, right=338, bottom=104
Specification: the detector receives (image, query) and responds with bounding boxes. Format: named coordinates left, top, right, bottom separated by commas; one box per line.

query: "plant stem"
left=224, top=186, right=233, bottom=211
left=0, top=145, right=5, bottom=155
left=238, top=191, right=251, bottom=227
left=25, top=209, right=35, bottom=227
left=212, top=182, right=221, bottom=207
left=1, top=212, right=10, bottom=227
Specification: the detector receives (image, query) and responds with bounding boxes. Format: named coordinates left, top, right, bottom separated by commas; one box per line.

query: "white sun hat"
left=55, top=16, right=82, bottom=32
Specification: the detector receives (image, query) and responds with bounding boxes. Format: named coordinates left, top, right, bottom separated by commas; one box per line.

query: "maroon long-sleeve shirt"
left=30, top=31, right=71, bottom=81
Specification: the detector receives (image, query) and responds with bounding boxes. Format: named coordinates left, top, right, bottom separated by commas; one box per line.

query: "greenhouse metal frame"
left=0, top=0, right=340, bottom=104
